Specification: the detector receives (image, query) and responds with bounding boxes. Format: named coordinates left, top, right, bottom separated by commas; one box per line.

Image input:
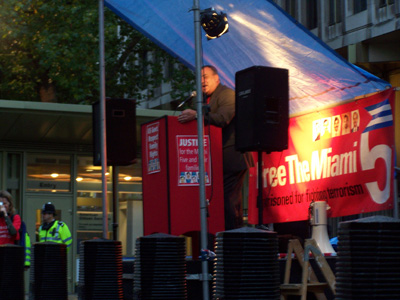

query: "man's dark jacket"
left=205, top=84, right=254, bottom=173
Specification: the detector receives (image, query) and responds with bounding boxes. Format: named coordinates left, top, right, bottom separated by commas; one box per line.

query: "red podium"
left=141, top=116, right=225, bottom=254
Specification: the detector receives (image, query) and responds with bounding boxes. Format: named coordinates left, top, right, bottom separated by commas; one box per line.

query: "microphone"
left=177, top=91, right=197, bottom=108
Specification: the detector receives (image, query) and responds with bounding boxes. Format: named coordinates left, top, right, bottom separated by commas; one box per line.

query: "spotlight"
left=200, top=8, right=229, bottom=40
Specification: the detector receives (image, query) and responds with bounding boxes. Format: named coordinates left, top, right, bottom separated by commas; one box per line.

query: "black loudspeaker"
left=235, top=66, right=289, bottom=152
left=93, top=98, right=136, bottom=166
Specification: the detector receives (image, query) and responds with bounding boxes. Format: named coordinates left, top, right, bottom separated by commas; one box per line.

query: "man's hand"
left=178, top=109, right=197, bottom=123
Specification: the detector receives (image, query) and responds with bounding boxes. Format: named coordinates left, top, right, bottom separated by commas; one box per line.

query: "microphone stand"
left=203, top=101, right=211, bottom=214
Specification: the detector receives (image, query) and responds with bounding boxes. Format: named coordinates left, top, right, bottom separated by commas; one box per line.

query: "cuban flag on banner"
left=363, top=98, right=393, bottom=133
left=360, top=94, right=394, bottom=205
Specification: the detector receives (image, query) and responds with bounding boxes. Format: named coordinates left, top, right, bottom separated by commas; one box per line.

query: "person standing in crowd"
left=38, top=202, right=72, bottom=252
left=178, top=65, right=254, bottom=230
left=0, top=190, right=21, bottom=245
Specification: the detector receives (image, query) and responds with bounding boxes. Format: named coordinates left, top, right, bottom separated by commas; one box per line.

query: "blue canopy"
left=105, top=0, right=390, bottom=115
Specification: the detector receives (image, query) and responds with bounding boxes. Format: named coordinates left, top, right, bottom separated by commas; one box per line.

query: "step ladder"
left=280, top=239, right=336, bottom=300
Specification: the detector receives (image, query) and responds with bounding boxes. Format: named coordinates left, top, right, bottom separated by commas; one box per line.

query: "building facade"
left=0, top=100, right=173, bottom=291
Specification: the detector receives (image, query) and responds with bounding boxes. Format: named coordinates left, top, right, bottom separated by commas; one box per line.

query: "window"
left=306, top=0, right=318, bottom=29
left=328, top=0, right=342, bottom=25
left=76, top=156, right=141, bottom=190
left=75, top=156, right=143, bottom=253
left=26, top=153, right=71, bottom=192
left=285, top=0, right=296, bottom=19
left=153, top=86, right=161, bottom=98
left=354, top=0, right=367, bottom=13
left=163, top=59, right=174, bottom=81
left=7, top=152, right=22, bottom=211
left=139, top=51, right=148, bottom=89
left=379, top=0, right=394, bottom=7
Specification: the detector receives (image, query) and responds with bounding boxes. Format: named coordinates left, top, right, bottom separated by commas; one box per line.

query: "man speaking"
left=178, top=65, right=253, bottom=230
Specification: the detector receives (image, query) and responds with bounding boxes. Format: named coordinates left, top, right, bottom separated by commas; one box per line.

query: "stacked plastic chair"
left=133, top=233, right=187, bottom=299
left=30, top=242, right=68, bottom=300
left=336, top=216, right=400, bottom=300
left=78, top=239, right=123, bottom=300
left=0, top=244, right=25, bottom=300
left=213, top=227, right=280, bottom=300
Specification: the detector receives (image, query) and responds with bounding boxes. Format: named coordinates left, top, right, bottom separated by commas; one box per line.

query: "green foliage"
left=0, top=0, right=195, bottom=105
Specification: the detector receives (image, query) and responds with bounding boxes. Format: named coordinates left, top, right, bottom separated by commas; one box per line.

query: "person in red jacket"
left=0, top=190, right=21, bottom=245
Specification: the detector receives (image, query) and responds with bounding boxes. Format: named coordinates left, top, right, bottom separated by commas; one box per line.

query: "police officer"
left=38, top=202, right=72, bottom=252
left=24, top=231, right=31, bottom=269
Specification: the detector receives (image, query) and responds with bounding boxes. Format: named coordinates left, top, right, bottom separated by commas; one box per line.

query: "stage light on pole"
left=200, top=8, right=229, bottom=40
left=193, top=2, right=230, bottom=299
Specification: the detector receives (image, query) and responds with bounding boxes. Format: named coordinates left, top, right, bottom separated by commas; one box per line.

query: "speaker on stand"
left=235, top=66, right=289, bottom=226
left=92, top=98, right=137, bottom=240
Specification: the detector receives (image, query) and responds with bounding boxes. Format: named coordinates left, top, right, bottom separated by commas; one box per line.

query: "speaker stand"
left=256, top=150, right=270, bottom=230
left=112, top=165, right=119, bottom=240
left=257, top=151, right=263, bottom=226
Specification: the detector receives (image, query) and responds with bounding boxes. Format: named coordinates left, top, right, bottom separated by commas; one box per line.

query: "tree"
left=0, top=0, right=194, bottom=104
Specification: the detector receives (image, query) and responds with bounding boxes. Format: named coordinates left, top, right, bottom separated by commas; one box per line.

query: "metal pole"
left=257, top=151, right=263, bottom=225
left=99, top=0, right=109, bottom=239
left=112, top=166, right=119, bottom=239
left=193, top=1, right=209, bottom=299
left=394, top=166, right=399, bottom=219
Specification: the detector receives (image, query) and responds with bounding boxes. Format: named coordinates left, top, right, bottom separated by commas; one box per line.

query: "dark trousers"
left=223, top=169, right=247, bottom=230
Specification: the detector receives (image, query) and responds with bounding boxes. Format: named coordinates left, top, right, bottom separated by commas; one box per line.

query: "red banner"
left=248, top=88, right=396, bottom=224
